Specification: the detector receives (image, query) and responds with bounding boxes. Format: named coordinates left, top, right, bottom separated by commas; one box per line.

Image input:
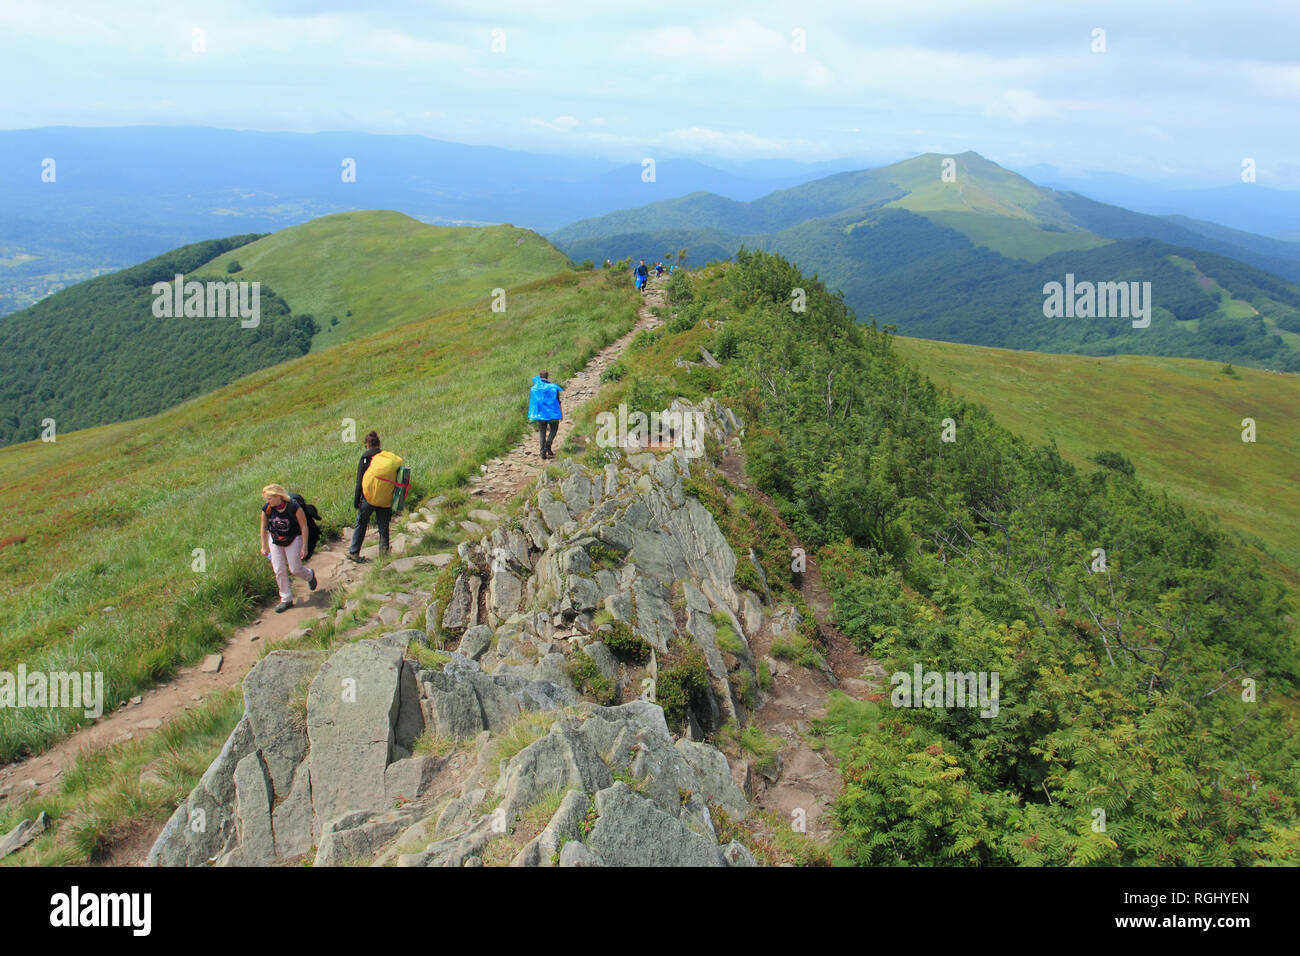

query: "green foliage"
left=601, top=621, right=650, bottom=664
left=656, top=640, right=712, bottom=728
left=666, top=310, right=697, bottom=334
left=599, top=361, right=627, bottom=383
left=0, top=233, right=322, bottom=445
left=566, top=652, right=618, bottom=706
left=628, top=329, right=661, bottom=352
left=713, top=622, right=745, bottom=655
left=770, top=633, right=824, bottom=669
left=586, top=542, right=625, bottom=571
left=1091, top=449, right=1136, bottom=477
left=676, top=250, right=1300, bottom=865
left=409, top=643, right=452, bottom=672
left=666, top=270, right=695, bottom=305
left=225, top=259, right=242, bottom=274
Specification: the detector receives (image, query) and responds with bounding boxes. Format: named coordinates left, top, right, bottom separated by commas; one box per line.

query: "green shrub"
left=714, top=622, right=745, bottom=655
left=602, top=621, right=651, bottom=664
left=771, top=633, right=823, bottom=669
left=628, top=329, right=661, bottom=352
left=566, top=652, right=618, bottom=706
left=657, top=640, right=711, bottom=727
left=1091, top=449, right=1137, bottom=477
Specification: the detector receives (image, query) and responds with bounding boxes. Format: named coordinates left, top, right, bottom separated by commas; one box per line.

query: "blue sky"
left=3, top=0, right=1297, bottom=187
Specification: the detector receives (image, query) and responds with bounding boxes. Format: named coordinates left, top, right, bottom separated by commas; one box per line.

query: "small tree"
left=676, top=248, right=688, bottom=268
left=226, top=259, right=242, bottom=274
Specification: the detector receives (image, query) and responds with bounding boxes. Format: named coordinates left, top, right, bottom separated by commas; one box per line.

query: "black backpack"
left=288, top=493, right=322, bottom=558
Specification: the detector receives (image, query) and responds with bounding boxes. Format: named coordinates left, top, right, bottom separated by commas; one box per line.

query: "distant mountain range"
left=0, top=126, right=862, bottom=315
left=1015, top=163, right=1300, bottom=239
left=552, top=152, right=1300, bottom=371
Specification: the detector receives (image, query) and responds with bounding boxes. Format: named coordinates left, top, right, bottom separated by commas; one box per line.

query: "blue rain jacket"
left=528, top=376, right=564, bottom=421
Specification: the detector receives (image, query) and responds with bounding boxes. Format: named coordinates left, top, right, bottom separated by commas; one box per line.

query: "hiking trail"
left=717, top=451, right=885, bottom=847
left=2, top=276, right=877, bottom=864
left=466, top=283, right=665, bottom=504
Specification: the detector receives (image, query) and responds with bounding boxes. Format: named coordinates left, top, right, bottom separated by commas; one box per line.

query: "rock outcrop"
left=148, top=399, right=796, bottom=867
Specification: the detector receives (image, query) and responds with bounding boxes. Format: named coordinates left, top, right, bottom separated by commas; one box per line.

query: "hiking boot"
left=307, top=568, right=318, bottom=591
left=345, top=552, right=366, bottom=564
left=275, top=600, right=293, bottom=613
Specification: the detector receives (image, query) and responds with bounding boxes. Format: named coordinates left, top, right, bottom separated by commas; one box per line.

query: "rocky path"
left=717, top=451, right=884, bottom=847
left=0, top=280, right=663, bottom=823
left=467, top=282, right=664, bottom=504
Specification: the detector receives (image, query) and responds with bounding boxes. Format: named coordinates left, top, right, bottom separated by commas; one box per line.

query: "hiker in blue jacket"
left=529, top=370, right=564, bottom=459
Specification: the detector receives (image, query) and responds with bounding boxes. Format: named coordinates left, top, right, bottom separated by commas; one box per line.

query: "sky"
left=2, top=0, right=1298, bottom=187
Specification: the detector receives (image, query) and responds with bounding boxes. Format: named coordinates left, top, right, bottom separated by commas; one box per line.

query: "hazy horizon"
left=3, top=1, right=1298, bottom=190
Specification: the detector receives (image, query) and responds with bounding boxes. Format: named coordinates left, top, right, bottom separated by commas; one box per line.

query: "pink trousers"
left=268, top=535, right=311, bottom=602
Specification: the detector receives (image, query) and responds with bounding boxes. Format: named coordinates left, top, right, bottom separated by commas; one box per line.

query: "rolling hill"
left=190, top=211, right=573, bottom=350
left=552, top=152, right=1300, bottom=370
left=0, top=212, right=574, bottom=446
left=892, top=336, right=1300, bottom=593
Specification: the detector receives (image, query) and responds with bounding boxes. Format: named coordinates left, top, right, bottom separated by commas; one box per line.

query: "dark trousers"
left=350, top=500, right=392, bottom=554
left=537, top=419, right=559, bottom=457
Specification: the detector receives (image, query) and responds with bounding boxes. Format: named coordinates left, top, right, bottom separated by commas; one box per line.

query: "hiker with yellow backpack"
left=346, top=431, right=407, bottom=563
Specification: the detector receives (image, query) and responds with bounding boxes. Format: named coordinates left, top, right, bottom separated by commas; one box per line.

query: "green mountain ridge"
left=552, top=153, right=1300, bottom=370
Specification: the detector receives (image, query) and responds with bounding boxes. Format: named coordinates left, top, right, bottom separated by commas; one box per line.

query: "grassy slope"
left=893, top=336, right=1300, bottom=592
left=0, top=271, right=638, bottom=760
left=194, top=211, right=573, bottom=350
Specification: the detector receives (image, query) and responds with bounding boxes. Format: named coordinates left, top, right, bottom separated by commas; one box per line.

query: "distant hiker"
left=635, top=259, right=649, bottom=293
left=260, top=483, right=317, bottom=613
left=529, top=370, right=564, bottom=459
left=655, top=261, right=664, bottom=276
left=347, top=431, right=405, bottom=563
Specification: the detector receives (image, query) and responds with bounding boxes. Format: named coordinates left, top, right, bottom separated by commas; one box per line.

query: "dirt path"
left=468, top=282, right=665, bottom=504
left=717, top=451, right=884, bottom=846
left=0, top=544, right=371, bottom=808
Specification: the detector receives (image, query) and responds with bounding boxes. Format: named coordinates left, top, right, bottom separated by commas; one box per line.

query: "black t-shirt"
left=263, top=499, right=301, bottom=546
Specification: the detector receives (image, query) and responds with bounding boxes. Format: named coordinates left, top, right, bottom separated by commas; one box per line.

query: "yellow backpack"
left=362, top=450, right=405, bottom=508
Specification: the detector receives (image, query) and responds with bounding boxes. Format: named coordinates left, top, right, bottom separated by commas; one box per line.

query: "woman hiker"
left=260, top=483, right=317, bottom=612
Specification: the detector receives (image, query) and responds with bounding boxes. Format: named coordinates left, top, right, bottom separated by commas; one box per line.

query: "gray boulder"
left=146, top=715, right=256, bottom=866
left=585, top=782, right=724, bottom=867
left=316, top=807, right=420, bottom=867
left=272, top=762, right=315, bottom=858
left=458, top=625, right=494, bottom=661
left=675, top=739, right=749, bottom=819
left=307, top=639, right=405, bottom=826
left=227, top=752, right=275, bottom=866
left=240, top=650, right=325, bottom=798
left=0, top=812, right=49, bottom=859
